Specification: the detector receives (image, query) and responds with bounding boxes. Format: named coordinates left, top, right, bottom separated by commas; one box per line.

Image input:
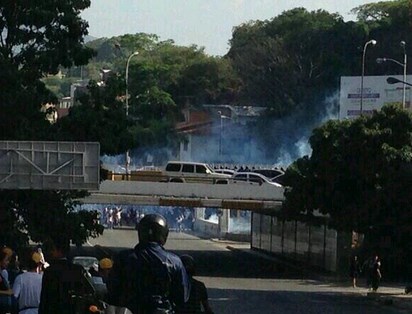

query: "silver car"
left=231, top=172, right=282, bottom=187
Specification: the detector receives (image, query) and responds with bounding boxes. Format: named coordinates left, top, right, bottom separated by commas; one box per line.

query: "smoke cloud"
left=102, top=92, right=339, bottom=170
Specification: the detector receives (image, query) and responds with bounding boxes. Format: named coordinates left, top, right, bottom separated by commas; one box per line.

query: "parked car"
left=163, top=161, right=231, bottom=184
left=253, top=168, right=284, bottom=180
left=231, top=172, right=282, bottom=187
left=213, top=168, right=236, bottom=176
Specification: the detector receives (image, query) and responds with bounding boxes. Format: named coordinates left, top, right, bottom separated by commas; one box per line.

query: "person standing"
left=370, top=255, right=382, bottom=292
left=12, top=251, right=43, bottom=314
left=362, top=255, right=374, bottom=290
left=118, top=213, right=190, bottom=314
left=38, top=237, right=95, bottom=314
left=36, top=247, right=49, bottom=270
left=349, top=255, right=361, bottom=288
left=91, top=258, right=113, bottom=301
left=0, top=249, right=13, bottom=314
left=177, top=255, right=214, bottom=314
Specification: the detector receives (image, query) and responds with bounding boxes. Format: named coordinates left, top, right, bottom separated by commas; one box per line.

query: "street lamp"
left=360, top=39, right=377, bottom=115
left=217, top=111, right=222, bottom=156
left=125, top=51, right=139, bottom=178
left=387, top=76, right=412, bottom=87
left=217, top=111, right=231, bottom=157
left=376, top=41, right=407, bottom=108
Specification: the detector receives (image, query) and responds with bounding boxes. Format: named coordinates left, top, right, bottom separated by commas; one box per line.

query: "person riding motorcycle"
left=113, top=214, right=190, bottom=314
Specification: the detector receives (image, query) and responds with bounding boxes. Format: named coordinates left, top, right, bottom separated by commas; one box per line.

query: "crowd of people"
left=0, top=245, right=47, bottom=314
left=349, top=254, right=382, bottom=291
left=98, top=206, right=196, bottom=232
left=0, top=213, right=213, bottom=314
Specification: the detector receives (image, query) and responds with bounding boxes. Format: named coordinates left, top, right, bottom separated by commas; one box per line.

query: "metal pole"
left=218, top=111, right=222, bottom=156
left=401, top=41, right=407, bottom=109
left=361, top=47, right=366, bottom=115
left=125, top=52, right=139, bottom=178
left=360, top=40, right=377, bottom=115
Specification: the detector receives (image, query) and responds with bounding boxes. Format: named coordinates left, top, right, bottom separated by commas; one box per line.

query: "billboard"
left=339, top=75, right=412, bottom=119
left=0, top=141, right=100, bottom=190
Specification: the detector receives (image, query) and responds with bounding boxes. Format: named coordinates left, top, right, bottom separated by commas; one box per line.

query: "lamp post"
left=217, top=111, right=231, bottom=157
left=125, top=51, right=139, bottom=178
left=360, top=39, right=377, bottom=115
left=387, top=76, right=412, bottom=87
left=217, top=111, right=222, bottom=156
left=376, top=41, right=407, bottom=108
left=402, top=41, right=407, bottom=108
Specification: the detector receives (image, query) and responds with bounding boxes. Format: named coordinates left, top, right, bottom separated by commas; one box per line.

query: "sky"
left=82, top=0, right=374, bottom=56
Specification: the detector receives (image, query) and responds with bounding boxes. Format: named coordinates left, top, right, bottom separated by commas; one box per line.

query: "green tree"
left=62, top=35, right=239, bottom=160
left=0, top=1, right=101, bottom=249
left=227, top=9, right=365, bottom=115
left=52, top=77, right=133, bottom=155
left=351, top=0, right=412, bottom=78
left=282, top=105, right=412, bottom=254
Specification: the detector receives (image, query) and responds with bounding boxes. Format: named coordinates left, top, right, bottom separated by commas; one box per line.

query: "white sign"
left=339, top=75, right=412, bottom=119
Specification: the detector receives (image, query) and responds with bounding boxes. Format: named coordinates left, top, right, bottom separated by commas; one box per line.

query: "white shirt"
left=12, top=271, right=43, bottom=314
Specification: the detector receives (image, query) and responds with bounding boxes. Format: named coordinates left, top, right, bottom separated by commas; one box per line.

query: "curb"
left=224, top=242, right=412, bottom=311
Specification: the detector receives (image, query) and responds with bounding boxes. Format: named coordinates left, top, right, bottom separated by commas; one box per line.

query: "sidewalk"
left=212, top=238, right=412, bottom=312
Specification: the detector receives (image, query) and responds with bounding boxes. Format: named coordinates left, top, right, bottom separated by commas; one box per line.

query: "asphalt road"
left=74, top=228, right=407, bottom=314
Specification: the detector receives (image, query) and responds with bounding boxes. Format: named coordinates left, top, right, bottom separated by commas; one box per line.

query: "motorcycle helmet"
left=138, top=213, right=169, bottom=245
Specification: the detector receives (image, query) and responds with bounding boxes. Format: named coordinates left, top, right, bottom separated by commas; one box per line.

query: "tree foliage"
left=351, top=0, right=411, bottom=22
left=282, top=105, right=412, bottom=243
left=0, top=1, right=102, bottom=249
left=56, top=35, right=240, bottom=159
left=227, top=8, right=366, bottom=117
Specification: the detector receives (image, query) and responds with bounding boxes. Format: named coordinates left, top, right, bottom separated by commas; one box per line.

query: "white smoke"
left=101, top=93, right=339, bottom=169
left=228, top=214, right=251, bottom=234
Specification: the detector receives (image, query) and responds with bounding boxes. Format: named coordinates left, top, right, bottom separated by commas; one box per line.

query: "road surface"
left=76, top=228, right=406, bottom=314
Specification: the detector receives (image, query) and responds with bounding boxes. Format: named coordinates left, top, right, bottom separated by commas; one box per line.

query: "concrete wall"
left=194, top=218, right=219, bottom=238
left=96, top=180, right=285, bottom=201
left=193, top=208, right=250, bottom=242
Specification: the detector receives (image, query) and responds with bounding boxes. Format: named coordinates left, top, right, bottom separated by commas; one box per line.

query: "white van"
left=163, top=161, right=231, bottom=184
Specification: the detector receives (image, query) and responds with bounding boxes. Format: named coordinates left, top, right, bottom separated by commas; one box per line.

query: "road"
left=78, top=228, right=407, bottom=314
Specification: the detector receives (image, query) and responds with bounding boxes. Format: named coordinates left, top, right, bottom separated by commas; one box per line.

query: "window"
left=166, top=163, right=181, bottom=172
left=196, top=165, right=207, bottom=174
left=249, top=174, right=261, bottom=184
left=234, top=174, right=247, bottom=181
left=182, top=164, right=195, bottom=173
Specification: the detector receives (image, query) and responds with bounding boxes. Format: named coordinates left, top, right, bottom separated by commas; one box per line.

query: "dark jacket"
left=122, top=242, right=190, bottom=314
left=38, top=258, right=95, bottom=314
left=176, top=277, right=212, bottom=314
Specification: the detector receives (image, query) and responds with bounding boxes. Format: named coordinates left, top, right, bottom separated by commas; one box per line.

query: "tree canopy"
left=227, top=8, right=365, bottom=117
left=0, top=1, right=102, bottom=249
left=282, top=105, right=412, bottom=246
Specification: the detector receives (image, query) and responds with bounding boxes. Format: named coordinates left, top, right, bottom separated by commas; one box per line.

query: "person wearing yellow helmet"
left=98, top=258, right=113, bottom=283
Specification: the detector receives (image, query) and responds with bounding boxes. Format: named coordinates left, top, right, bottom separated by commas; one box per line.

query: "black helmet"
left=138, top=214, right=169, bottom=245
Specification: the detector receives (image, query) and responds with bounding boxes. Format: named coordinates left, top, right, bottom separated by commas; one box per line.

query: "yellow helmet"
left=32, top=252, right=42, bottom=264
left=99, top=258, right=113, bottom=270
